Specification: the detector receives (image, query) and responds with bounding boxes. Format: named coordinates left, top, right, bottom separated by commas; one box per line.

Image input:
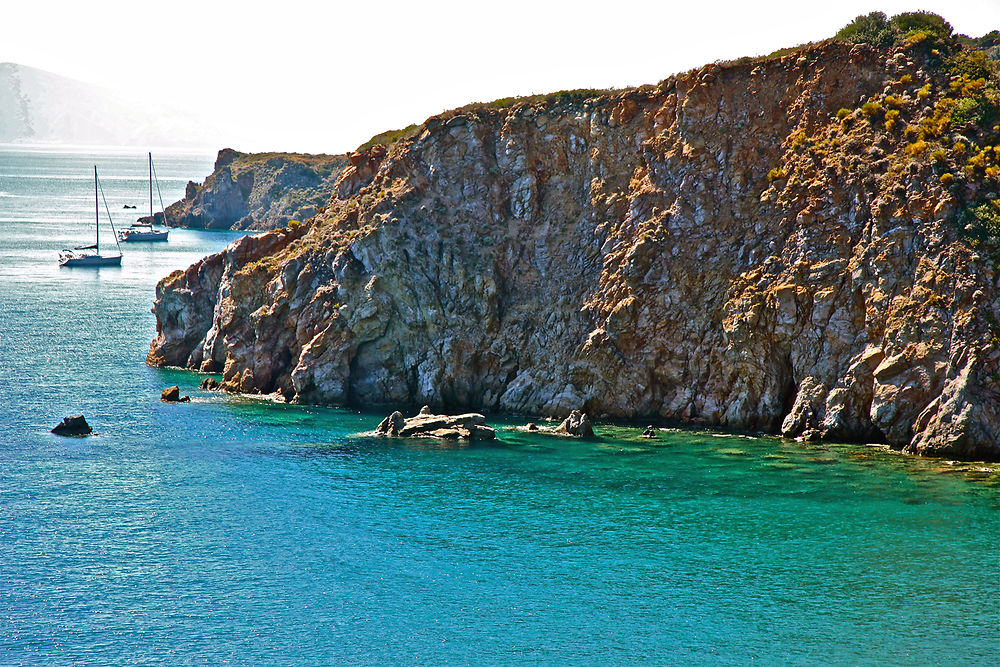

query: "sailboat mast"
left=149, top=152, right=153, bottom=222
left=94, top=165, right=99, bottom=254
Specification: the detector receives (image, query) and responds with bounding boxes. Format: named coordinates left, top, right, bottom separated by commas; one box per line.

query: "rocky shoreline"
left=148, top=36, right=1000, bottom=461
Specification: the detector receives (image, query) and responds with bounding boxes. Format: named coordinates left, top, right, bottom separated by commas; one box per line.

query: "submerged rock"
left=51, top=415, right=92, bottom=436
left=375, top=407, right=495, bottom=440
left=161, top=386, right=190, bottom=403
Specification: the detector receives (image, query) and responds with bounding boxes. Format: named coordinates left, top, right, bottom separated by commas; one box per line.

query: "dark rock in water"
left=200, top=377, right=221, bottom=390
left=555, top=410, right=594, bottom=437
left=641, top=425, right=658, bottom=438
left=526, top=422, right=539, bottom=431
left=161, top=385, right=191, bottom=402
left=375, top=407, right=495, bottom=440
left=51, top=415, right=92, bottom=436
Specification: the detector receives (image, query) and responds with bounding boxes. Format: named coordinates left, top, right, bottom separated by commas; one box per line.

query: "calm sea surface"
left=0, top=146, right=997, bottom=665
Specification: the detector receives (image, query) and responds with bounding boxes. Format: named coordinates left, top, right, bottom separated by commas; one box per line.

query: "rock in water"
left=51, top=415, right=92, bottom=436
left=375, top=411, right=406, bottom=436
left=200, top=377, right=220, bottom=390
left=641, top=425, right=658, bottom=439
left=375, top=409, right=495, bottom=440
left=161, top=386, right=191, bottom=403
left=555, top=410, right=595, bottom=438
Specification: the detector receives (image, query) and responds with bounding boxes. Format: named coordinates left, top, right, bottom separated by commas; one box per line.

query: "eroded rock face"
left=153, top=149, right=348, bottom=231
left=374, top=407, right=496, bottom=440
left=148, top=41, right=1000, bottom=461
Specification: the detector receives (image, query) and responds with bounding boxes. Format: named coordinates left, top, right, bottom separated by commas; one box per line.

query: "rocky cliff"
left=148, top=36, right=1000, bottom=461
left=155, top=149, right=348, bottom=230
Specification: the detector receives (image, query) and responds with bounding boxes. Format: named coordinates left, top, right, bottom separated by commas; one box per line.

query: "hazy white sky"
left=3, top=0, right=998, bottom=154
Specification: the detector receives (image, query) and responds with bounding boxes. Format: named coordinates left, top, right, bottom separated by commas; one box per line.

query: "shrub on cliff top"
left=836, top=11, right=895, bottom=47
left=836, top=10, right=953, bottom=47
left=890, top=11, right=953, bottom=40
left=358, top=124, right=422, bottom=152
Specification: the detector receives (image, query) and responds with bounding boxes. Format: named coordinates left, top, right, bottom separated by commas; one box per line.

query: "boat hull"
left=59, top=254, right=122, bottom=267
left=119, top=230, right=168, bottom=242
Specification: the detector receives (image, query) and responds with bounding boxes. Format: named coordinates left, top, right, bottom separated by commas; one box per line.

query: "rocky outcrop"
left=148, top=39, right=1000, bottom=461
left=374, top=406, right=496, bottom=440
left=161, top=386, right=190, bottom=403
left=554, top=411, right=595, bottom=438
left=51, top=415, right=92, bottom=436
left=154, top=149, right=348, bottom=231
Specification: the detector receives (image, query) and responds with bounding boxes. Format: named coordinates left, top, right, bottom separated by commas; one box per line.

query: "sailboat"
left=59, top=167, right=123, bottom=267
left=118, top=152, right=169, bottom=242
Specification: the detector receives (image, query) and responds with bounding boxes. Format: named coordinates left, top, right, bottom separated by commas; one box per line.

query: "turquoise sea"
left=0, top=146, right=997, bottom=665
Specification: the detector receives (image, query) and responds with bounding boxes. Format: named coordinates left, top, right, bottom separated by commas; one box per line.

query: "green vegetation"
left=835, top=12, right=896, bottom=47
left=960, top=199, right=1000, bottom=249
left=835, top=10, right=956, bottom=47
left=357, top=124, right=423, bottom=152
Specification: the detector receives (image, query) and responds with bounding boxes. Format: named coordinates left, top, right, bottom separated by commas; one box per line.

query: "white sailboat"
left=118, top=152, right=169, bottom=242
left=59, top=167, right=123, bottom=267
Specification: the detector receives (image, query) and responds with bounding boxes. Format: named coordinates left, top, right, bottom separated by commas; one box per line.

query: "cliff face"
left=148, top=41, right=1000, bottom=461
left=158, top=149, right=348, bottom=230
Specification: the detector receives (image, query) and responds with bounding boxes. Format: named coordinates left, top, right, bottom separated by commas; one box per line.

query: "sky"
left=3, top=0, right=998, bottom=154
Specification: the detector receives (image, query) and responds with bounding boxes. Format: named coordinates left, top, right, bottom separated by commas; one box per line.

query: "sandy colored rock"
left=161, top=386, right=190, bottom=403
left=375, top=408, right=495, bottom=440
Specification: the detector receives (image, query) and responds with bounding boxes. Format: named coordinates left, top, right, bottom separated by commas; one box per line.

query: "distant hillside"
left=0, top=62, right=215, bottom=147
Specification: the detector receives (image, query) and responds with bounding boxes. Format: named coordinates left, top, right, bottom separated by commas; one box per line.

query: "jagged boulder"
left=375, top=411, right=406, bottom=436
left=375, top=407, right=495, bottom=440
left=200, top=377, right=221, bottom=390
left=641, top=425, right=658, bottom=439
left=51, top=415, right=92, bottom=436
left=161, top=386, right=190, bottom=403
left=555, top=410, right=595, bottom=437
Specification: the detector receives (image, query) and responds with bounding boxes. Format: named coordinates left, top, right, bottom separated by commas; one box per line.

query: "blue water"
left=0, top=146, right=998, bottom=665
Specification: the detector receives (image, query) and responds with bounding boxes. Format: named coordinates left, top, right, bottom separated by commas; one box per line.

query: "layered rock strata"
left=148, top=40, right=1000, bottom=460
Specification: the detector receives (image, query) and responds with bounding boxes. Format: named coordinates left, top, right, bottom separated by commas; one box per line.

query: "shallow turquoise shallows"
left=0, top=146, right=997, bottom=665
